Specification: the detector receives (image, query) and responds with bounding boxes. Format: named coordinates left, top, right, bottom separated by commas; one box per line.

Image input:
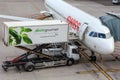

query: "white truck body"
left=66, top=45, right=80, bottom=61
left=42, top=44, right=80, bottom=62
left=112, top=0, right=120, bottom=3
left=3, top=20, right=68, bottom=46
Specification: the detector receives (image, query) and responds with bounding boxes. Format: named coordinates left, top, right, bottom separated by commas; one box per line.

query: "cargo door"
left=79, top=23, right=88, bottom=41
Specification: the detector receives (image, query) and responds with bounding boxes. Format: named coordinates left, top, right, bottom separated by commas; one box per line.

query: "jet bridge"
left=99, top=12, right=120, bottom=41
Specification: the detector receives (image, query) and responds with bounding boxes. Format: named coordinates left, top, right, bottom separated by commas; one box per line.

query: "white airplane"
left=0, top=0, right=114, bottom=61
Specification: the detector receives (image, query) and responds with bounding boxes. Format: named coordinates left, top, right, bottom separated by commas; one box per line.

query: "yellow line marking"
left=74, top=40, right=113, bottom=80
left=79, top=59, right=116, bottom=64
left=76, top=68, right=120, bottom=74
left=80, top=51, right=113, bottom=80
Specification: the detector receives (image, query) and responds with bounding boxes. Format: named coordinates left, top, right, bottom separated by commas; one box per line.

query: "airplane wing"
left=0, top=15, right=36, bottom=21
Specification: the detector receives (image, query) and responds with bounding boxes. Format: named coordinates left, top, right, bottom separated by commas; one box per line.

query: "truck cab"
left=66, top=44, right=80, bottom=63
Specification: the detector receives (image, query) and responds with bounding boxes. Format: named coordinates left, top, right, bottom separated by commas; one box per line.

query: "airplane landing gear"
left=90, top=51, right=96, bottom=62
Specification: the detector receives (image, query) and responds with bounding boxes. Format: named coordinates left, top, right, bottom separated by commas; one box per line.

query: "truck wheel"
left=24, top=62, right=35, bottom=72
left=66, top=59, right=74, bottom=66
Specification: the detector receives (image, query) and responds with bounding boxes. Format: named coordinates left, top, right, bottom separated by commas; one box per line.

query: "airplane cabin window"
left=98, top=33, right=106, bottom=38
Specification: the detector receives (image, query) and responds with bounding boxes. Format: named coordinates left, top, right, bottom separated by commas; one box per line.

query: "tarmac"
left=0, top=0, right=120, bottom=80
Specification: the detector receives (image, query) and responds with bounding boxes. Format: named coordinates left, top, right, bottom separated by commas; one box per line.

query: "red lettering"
left=67, top=16, right=81, bottom=31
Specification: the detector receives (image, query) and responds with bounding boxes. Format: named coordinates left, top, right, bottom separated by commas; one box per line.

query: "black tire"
left=90, top=56, right=96, bottom=62
left=24, top=62, right=35, bottom=72
left=66, top=59, right=74, bottom=66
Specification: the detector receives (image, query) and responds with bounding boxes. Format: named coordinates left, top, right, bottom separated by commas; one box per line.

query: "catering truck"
left=2, top=20, right=80, bottom=72
left=3, top=20, right=68, bottom=46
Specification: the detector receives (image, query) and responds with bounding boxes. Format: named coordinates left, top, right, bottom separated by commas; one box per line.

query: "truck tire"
left=66, top=59, right=74, bottom=66
left=24, top=62, right=35, bottom=72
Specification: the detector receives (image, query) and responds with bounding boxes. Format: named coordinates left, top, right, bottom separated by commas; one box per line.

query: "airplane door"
left=79, top=23, right=88, bottom=41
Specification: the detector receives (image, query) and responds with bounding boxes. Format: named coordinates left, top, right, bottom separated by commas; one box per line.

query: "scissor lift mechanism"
left=2, top=44, right=74, bottom=72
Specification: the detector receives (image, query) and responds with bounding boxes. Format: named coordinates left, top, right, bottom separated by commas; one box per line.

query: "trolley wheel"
left=66, top=59, right=74, bottom=66
left=24, top=62, right=35, bottom=72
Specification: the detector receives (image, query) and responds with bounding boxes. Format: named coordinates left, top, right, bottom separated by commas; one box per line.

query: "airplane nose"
left=98, top=37, right=114, bottom=54
left=104, top=42, right=114, bottom=54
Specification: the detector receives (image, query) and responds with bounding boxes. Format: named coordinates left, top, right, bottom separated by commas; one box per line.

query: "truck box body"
left=3, top=20, right=68, bottom=46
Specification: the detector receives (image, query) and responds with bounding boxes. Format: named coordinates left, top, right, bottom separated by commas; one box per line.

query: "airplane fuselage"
left=45, top=0, right=114, bottom=54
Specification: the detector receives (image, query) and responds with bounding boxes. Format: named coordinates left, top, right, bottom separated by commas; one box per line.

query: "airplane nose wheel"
left=90, top=51, right=96, bottom=62
left=90, top=56, right=96, bottom=62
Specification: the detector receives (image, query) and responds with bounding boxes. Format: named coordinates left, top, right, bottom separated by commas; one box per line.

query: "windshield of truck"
left=72, top=49, right=78, bottom=54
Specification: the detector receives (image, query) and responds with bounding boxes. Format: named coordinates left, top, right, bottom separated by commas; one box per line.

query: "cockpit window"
left=106, top=32, right=111, bottom=38
left=89, top=32, right=94, bottom=36
left=98, top=33, right=106, bottom=38
left=89, top=31, right=108, bottom=39
left=93, top=32, right=97, bottom=37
